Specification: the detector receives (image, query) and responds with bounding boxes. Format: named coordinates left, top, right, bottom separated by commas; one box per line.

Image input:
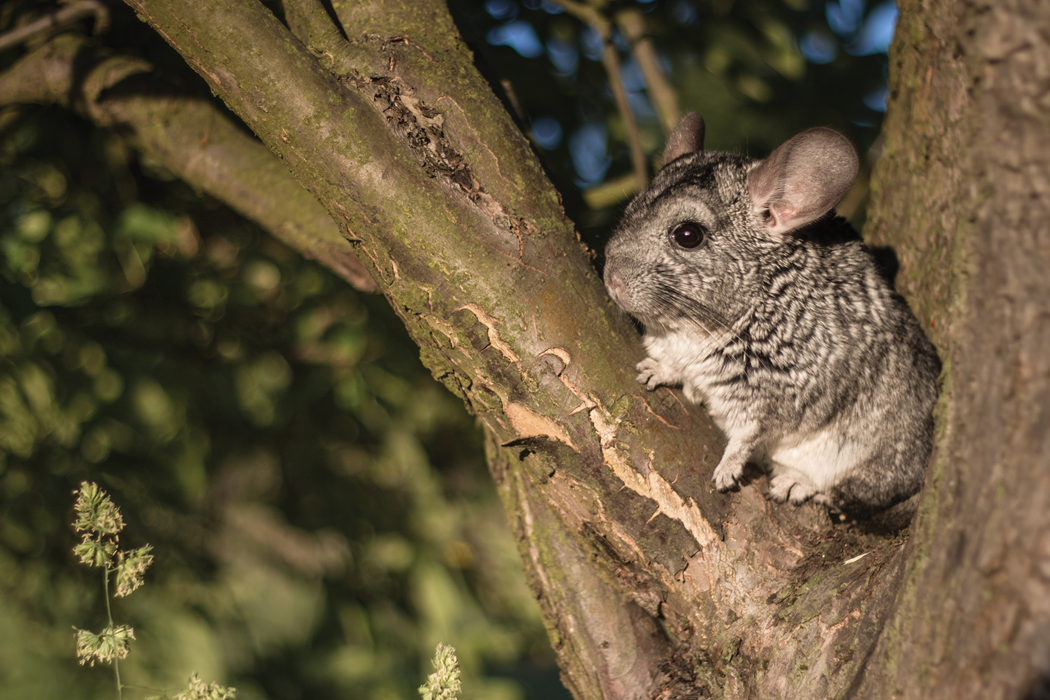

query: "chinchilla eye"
left=671, top=222, right=706, bottom=249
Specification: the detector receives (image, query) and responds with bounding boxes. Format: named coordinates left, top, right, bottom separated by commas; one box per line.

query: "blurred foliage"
left=451, top=0, right=894, bottom=240
left=0, top=106, right=552, bottom=699
left=0, top=0, right=896, bottom=698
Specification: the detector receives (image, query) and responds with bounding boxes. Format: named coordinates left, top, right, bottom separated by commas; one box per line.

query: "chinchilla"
left=603, top=113, right=939, bottom=525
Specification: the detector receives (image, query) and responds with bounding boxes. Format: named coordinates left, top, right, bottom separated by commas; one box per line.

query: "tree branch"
left=550, top=0, right=648, bottom=193
left=281, top=0, right=368, bottom=78
left=0, top=0, right=109, bottom=53
left=615, top=7, right=680, bottom=138
left=0, top=33, right=376, bottom=291
left=599, top=25, right=648, bottom=192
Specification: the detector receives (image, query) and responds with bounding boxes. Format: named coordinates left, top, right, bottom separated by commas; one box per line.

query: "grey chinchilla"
left=603, top=113, right=939, bottom=525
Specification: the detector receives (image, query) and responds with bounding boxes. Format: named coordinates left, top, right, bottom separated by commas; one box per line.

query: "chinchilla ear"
left=748, top=128, right=859, bottom=234
left=663, top=112, right=706, bottom=165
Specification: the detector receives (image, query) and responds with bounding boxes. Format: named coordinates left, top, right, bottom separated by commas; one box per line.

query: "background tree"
left=1, top=0, right=1046, bottom=699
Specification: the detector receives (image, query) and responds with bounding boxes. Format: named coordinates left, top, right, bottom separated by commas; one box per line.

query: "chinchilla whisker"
left=656, top=285, right=747, bottom=343
left=655, top=285, right=761, bottom=383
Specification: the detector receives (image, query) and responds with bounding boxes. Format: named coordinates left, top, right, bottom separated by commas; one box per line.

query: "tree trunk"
left=853, top=0, right=1050, bottom=697
left=8, top=0, right=1047, bottom=696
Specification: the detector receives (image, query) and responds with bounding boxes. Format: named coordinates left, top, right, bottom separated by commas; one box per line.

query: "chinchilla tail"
left=858, top=491, right=923, bottom=533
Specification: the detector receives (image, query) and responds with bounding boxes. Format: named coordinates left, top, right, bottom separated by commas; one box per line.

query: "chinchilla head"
left=603, top=113, right=859, bottom=335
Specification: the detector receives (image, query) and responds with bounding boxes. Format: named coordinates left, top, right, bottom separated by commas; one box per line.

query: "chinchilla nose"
left=605, top=269, right=626, bottom=304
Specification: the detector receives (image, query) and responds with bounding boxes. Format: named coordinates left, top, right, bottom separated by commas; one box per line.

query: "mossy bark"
left=855, top=0, right=1050, bottom=697
left=11, top=0, right=1045, bottom=696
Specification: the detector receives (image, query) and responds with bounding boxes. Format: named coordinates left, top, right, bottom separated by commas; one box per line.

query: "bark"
left=5, top=0, right=1048, bottom=697
left=857, top=0, right=1050, bottom=697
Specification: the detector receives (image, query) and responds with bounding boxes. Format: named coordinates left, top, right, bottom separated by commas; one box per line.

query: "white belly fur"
left=764, top=423, right=867, bottom=492
left=644, top=327, right=868, bottom=495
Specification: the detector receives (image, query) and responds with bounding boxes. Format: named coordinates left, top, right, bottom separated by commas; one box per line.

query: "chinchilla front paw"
left=635, top=358, right=678, bottom=391
left=769, top=474, right=820, bottom=505
left=712, top=461, right=743, bottom=492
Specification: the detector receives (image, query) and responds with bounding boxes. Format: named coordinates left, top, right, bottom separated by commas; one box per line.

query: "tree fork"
left=82, top=0, right=1050, bottom=698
